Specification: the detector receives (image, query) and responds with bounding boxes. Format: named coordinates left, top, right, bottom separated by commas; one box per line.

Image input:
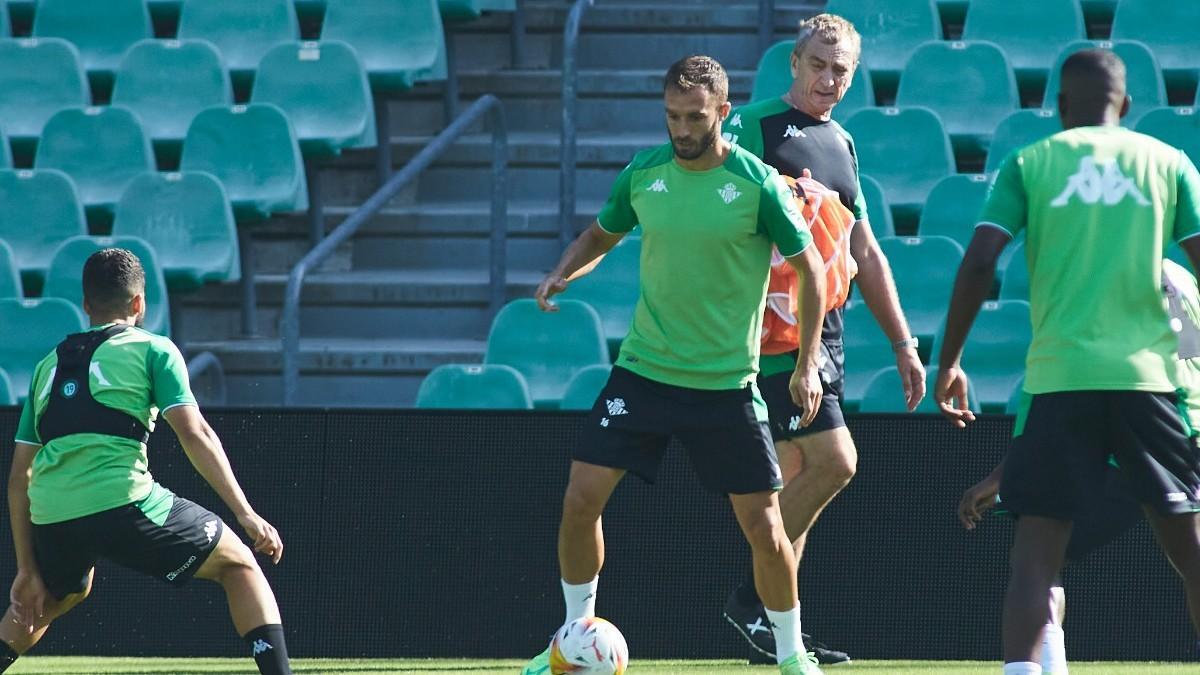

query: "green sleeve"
left=723, top=107, right=763, bottom=158
left=596, top=161, right=638, bottom=234
left=1174, top=151, right=1200, bottom=243
left=852, top=175, right=868, bottom=222
left=759, top=172, right=813, bottom=257
left=14, top=384, right=39, bottom=446
left=149, top=339, right=197, bottom=411
left=978, top=152, right=1027, bottom=238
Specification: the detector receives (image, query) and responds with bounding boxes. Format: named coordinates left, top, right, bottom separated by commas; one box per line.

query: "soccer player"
left=0, top=249, right=292, bottom=675
left=719, top=13, right=925, bottom=663
left=521, top=55, right=828, bottom=675
left=935, top=50, right=1200, bottom=675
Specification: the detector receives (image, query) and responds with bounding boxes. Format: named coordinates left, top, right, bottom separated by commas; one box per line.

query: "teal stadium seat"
left=858, top=365, right=980, bottom=414
left=561, top=236, right=640, bottom=356
left=559, top=364, right=612, bottom=411
left=1111, top=0, right=1200, bottom=91
left=845, top=107, right=955, bottom=229
left=415, top=364, right=533, bottom=409
left=961, top=0, right=1085, bottom=91
left=1006, top=377, right=1027, bottom=415
left=1136, top=107, right=1200, bottom=168
left=749, top=39, right=875, bottom=123
left=0, top=367, right=14, bottom=406
left=0, top=240, right=20, bottom=299
left=42, top=235, right=171, bottom=337
left=32, top=0, right=151, bottom=91
left=177, top=0, right=299, bottom=87
left=985, top=109, right=1061, bottom=175
left=859, top=174, right=894, bottom=239
left=34, top=106, right=154, bottom=222
left=1, top=2, right=8, bottom=37
left=0, top=126, right=9, bottom=168
left=1044, top=41, right=1165, bottom=128
left=250, top=41, right=375, bottom=157
left=999, top=239, right=1029, bottom=301
left=322, top=0, right=447, bottom=92
left=112, top=172, right=239, bottom=291
left=0, top=38, right=89, bottom=152
left=438, top=0, right=515, bottom=22
left=917, top=174, right=991, bottom=250
left=111, top=39, right=232, bottom=163
left=824, top=0, right=940, bottom=94
left=0, top=169, right=86, bottom=289
left=896, top=41, right=1019, bottom=157
left=934, top=299, right=1032, bottom=411
left=868, top=236, right=964, bottom=344
left=180, top=104, right=308, bottom=221
left=484, top=299, right=609, bottom=408
left=841, top=301, right=892, bottom=409
left=0, top=297, right=87, bottom=402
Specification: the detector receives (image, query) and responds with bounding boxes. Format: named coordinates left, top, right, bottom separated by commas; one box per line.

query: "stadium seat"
left=1006, top=377, right=1027, bottom=415
left=111, top=39, right=232, bottom=163
left=896, top=41, right=1019, bottom=157
left=34, top=106, right=155, bottom=223
left=858, top=365, right=980, bottom=414
left=824, top=0, right=940, bottom=93
left=0, top=38, right=89, bottom=153
left=0, top=367, right=14, bottom=406
left=999, top=240, right=1029, bottom=301
left=1111, top=0, right=1200, bottom=91
left=559, top=364, right=612, bottom=411
left=1043, top=41, right=1165, bottom=128
left=868, top=236, right=964, bottom=344
left=0, top=127, right=9, bottom=169
left=841, top=301, right=893, bottom=409
left=749, top=39, right=875, bottom=123
left=561, top=236, right=640, bottom=356
left=917, top=174, right=991, bottom=249
left=250, top=41, right=375, bottom=157
left=112, top=172, right=239, bottom=291
left=961, top=0, right=1085, bottom=90
left=179, top=104, right=308, bottom=221
left=932, top=299, right=1031, bottom=412
left=0, top=240, right=20, bottom=299
left=415, top=364, right=533, bottom=409
left=0, top=169, right=86, bottom=289
left=859, top=174, right=895, bottom=239
left=484, top=299, right=609, bottom=408
left=177, top=0, right=299, bottom=86
left=1135, top=107, right=1200, bottom=169
left=0, top=297, right=87, bottom=401
left=322, top=0, right=447, bottom=92
left=42, top=235, right=171, bottom=337
left=844, top=107, right=955, bottom=229
left=439, top=0, right=516, bottom=22
left=31, top=0, right=151, bottom=90
left=1, top=2, right=8, bottom=37
left=984, top=109, right=1062, bottom=175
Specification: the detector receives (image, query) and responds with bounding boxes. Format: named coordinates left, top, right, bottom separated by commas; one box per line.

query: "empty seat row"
left=416, top=362, right=611, bottom=411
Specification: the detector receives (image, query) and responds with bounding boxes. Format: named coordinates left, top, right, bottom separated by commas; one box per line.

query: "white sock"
left=765, top=605, right=803, bottom=663
left=561, top=577, right=598, bottom=624
left=1040, top=624, right=1068, bottom=674
left=1003, top=662, right=1043, bottom=675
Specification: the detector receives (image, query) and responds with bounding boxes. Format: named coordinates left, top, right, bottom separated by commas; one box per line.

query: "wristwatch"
left=892, top=337, right=919, bottom=352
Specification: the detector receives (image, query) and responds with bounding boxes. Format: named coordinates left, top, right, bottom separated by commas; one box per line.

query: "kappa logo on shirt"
left=1050, top=156, right=1150, bottom=208
left=647, top=178, right=669, bottom=193
left=722, top=131, right=740, bottom=145
left=718, top=182, right=743, bottom=204
left=783, top=124, right=806, bottom=139
left=729, top=113, right=743, bottom=128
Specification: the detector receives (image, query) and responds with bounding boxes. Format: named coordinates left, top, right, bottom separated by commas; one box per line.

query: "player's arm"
left=163, top=405, right=282, bottom=564
left=785, top=245, right=826, bottom=427
left=1174, top=150, right=1200, bottom=274
left=535, top=221, right=625, bottom=312
left=8, top=441, right=48, bottom=630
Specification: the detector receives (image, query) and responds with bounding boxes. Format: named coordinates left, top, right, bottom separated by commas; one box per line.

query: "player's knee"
left=561, top=483, right=606, bottom=523
left=741, top=512, right=788, bottom=554
left=211, top=539, right=261, bottom=583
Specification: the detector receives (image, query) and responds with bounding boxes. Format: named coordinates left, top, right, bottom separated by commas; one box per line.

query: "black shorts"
left=1000, top=390, right=1200, bottom=520
left=574, top=366, right=782, bottom=495
left=32, top=492, right=225, bottom=600
left=760, top=340, right=846, bottom=442
left=1064, top=473, right=1143, bottom=563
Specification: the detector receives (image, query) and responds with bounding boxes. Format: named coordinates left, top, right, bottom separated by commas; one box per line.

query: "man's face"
left=665, top=86, right=729, bottom=161
left=789, top=36, right=857, bottom=118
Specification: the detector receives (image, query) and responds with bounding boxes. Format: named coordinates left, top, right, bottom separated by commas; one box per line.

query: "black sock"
left=0, top=640, right=19, bottom=674
left=244, top=624, right=291, bottom=675
left=735, top=567, right=761, bottom=606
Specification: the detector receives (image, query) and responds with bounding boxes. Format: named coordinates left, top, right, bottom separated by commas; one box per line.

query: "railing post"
left=238, top=227, right=259, bottom=337
left=443, top=26, right=460, bottom=122
left=510, top=0, right=527, bottom=69
left=489, top=106, right=508, bottom=321
left=758, top=0, right=775, bottom=55
left=374, top=96, right=392, bottom=185
left=306, top=160, right=324, bottom=246
left=559, top=0, right=593, bottom=254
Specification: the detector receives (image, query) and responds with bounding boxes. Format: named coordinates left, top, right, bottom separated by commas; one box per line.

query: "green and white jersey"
left=14, top=324, right=196, bottom=524
left=597, top=142, right=813, bottom=390
left=980, top=126, right=1200, bottom=394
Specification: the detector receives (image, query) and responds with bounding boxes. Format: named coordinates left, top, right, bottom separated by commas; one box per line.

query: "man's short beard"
left=671, top=122, right=719, bottom=161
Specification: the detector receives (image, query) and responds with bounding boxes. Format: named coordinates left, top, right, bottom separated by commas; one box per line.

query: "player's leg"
left=558, top=460, right=625, bottom=609
left=0, top=569, right=93, bottom=672
left=779, top=427, right=857, bottom=556
left=1004, top=517, right=1073, bottom=668
left=1143, top=510, right=1200, bottom=632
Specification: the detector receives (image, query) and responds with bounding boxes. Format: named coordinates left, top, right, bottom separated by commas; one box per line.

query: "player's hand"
left=237, top=512, right=284, bottom=564
left=896, top=347, right=926, bottom=412
left=789, top=364, right=822, bottom=428
left=10, top=568, right=47, bottom=633
left=535, top=273, right=569, bottom=312
left=958, top=474, right=1001, bottom=530
left=935, top=365, right=976, bottom=428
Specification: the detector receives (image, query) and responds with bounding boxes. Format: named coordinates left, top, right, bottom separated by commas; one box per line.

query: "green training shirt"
left=979, top=126, right=1200, bottom=394
left=14, top=324, right=196, bottom=525
left=597, top=142, right=813, bottom=390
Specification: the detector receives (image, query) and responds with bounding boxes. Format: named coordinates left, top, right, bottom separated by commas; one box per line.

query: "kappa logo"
left=647, top=178, right=669, bottom=193
left=783, top=124, right=806, bottom=139
left=1051, top=156, right=1150, bottom=208
left=729, top=113, right=743, bottom=128
left=605, top=398, right=628, bottom=416
left=718, top=182, right=742, bottom=204
left=252, top=639, right=274, bottom=655
left=204, top=519, right=218, bottom=543
left=788, top=415, right=801, bottom=431
left=722, top=131, right=739, bottom=144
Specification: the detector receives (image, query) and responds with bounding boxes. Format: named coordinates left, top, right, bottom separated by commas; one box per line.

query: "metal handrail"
left=558, top=0, right=594, bottom=253
left=279, top=95, right=508, bottom=405
left=759, top=0, right=775, bottom=55
left=186, top=351, right=227, bottom=406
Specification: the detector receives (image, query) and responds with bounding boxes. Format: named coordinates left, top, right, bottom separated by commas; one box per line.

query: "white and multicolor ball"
left=548, top=616, right=629, bottom=674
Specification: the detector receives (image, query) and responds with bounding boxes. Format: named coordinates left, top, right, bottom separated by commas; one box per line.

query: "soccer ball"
left=548, top=616, right=629, bottom=674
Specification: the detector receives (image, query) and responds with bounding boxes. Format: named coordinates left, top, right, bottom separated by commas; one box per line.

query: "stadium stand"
left=0, top=168, right=87, bottom=290
left=960, top=0, right=1085, bottom=92
left=858, top=365, right=980, bottom=414
left=0, top=240, right=20, bottom=299
left=483, top=299, right=609, bottom=408
left=1043, top=40, right=1165, bottom=128
left=984, top=109, right=1061, bottom=175
left=841, top=301, right=893, bottom=409
left=750, top=39, right=875, bottom=123
left=0, top=37, right=89, bottom=155
left=1111, top=0, right=1200, bottom=92
left=0, top=127, right=9, bottom=169
left=111, top=172, right=239, bottom=291
left=916, top=174, right=990, bottom=249
left=0, top=297, right=87, bottom=402
left=438, top=0, right=516, bottom=22
left=1135, top=107, right=1200, bottom=168
left=0, top=2, right=8, bottom=38
left=868, top=236, right=964, bottom=344
left=0, top=367, right=13, bottom=406
left=824, top=0, right=940, bottom=94
left=934, top=299, right=1032, bottom=411
left=415, top=363, right=533, bottom=409
left=859, top=174, right=895, bottom=239
left=561, top=235, right=640, bottom=356
left=321, top=0, right=447, bottom=92
left=176, top=0, right=299, bottom=88
left=999, top=239, right=1029, bottom=301
left=42, top=235, right=171, bottom=336
left=31, top=0, right=151, bottom=94
left=560, top=364, right=613, bottom=411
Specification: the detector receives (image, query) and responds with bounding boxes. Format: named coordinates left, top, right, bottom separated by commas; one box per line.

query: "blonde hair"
left=795, top=13, right=861, bottom=62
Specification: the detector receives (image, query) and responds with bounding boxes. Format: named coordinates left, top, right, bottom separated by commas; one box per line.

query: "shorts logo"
left=204, top=519, right=218, bottom=543
left=605, top=398, right=628, bottom=416
left=61, top=380, right=78, bottom=398
left=788, top=416, right=801, bottom=431
left=1166, top=492, right=1188, bottom=503
left=165, top=554, right=198, bottom=581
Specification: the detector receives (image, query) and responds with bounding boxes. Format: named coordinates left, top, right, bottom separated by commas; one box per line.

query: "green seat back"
left=1136, top=107, right=1200, bottom=169
left=0, top=38, right=89, bottom=144
left=0, top=367, right=13, bottom=406
left=1044, top=40, right=1165, bottom=128
left=34, top=106, right=154, bottom=217
left=933, top=299, right=1032, bottom=411
left=859, top=365, right=980, bottom=414
left=112, top=172, right=239, bottom=291
left=0, top=297, right=87, bottom=401
left=177, top=0, right=298, bottom=79
left=42, top=235, right=171, bottom=337
left=561, top=236, right=640, bottom=355
left=1112, top=0, right=1200, bottom=79
left=0, top=169, right=87, bottom=286
left=251, top=40, right=375, bottom=157
left=841, top=301, right=894, bottom=408
left=844, top=107, right=954, bottom=224
left=0, top=240, right=21, bottom=299
left=859, top=174, right=894, bottom=239
left=985, top=109, right=1062, bottom=174
left=180, top=103, right=308, bottom=221
left=824, top=0, right=940, bottom=88
left=32, top=0, right=151, bottom=75
left=112, top=39, right=232, bottom=146
left=962, top=0, right=1085, bottom=85
left=484, top=299, right=609, bottom=407
left=867, top=236, right=964, bottom=343
left=322, top=0, right=446, bottom=92
left=560, top=364, right=612, bottom=411
left=917, top=174, right=991, bottom=249
left=415, top=364, right=532, bottom=409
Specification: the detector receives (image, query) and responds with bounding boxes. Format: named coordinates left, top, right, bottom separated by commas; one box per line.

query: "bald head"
left=1057, top=49, right=1130, bottom=129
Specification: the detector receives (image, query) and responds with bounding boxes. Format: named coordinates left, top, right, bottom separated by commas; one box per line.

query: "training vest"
left=761, top=174, right=858, bottom=356
left=37, top=325, right=152, bottom=446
